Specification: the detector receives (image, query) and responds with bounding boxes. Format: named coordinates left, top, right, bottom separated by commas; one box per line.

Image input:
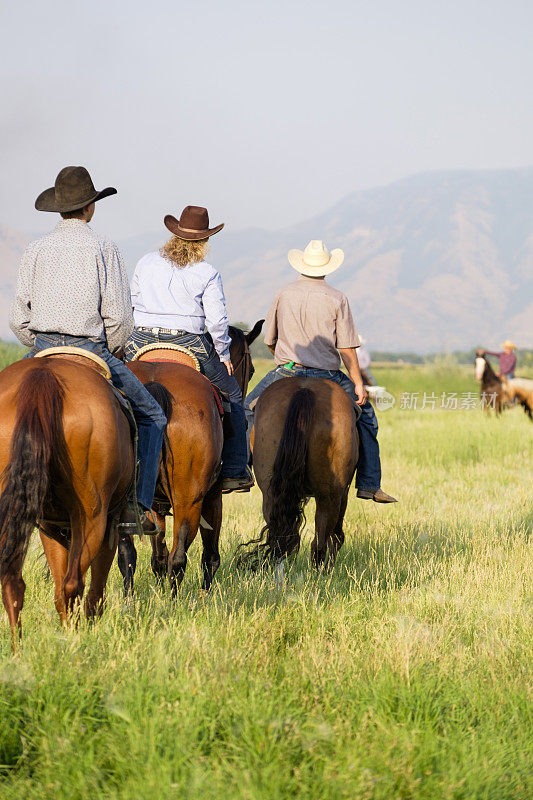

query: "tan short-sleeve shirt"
left=263, top=276, right=360, bottom=370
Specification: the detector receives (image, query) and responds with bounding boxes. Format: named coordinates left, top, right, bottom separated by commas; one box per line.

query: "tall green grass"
left=0, top=360, right=531, bottom=799
left=0, top=341, right=26, bottom=369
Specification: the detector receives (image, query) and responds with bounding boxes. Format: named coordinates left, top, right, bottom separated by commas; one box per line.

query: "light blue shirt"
left=131, top=251, right=232, bottom=360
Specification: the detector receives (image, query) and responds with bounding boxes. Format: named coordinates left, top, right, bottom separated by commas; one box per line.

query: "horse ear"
left=246, top=319, right=265, bottom=346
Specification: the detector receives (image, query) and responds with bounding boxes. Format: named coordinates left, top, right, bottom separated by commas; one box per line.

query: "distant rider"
left=484, top=340, right=517, bottom=379
left=9, top=166, right=166, bottom=534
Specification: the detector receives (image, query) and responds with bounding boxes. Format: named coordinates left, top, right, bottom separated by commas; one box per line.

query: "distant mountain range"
left=2, top=168, right=532, bottom=351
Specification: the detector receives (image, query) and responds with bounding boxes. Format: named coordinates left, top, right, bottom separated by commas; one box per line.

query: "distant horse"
left=117, top=322, right=263, bottom=594
left=238, top=377, right=358, bottom=571
left=475, top=350, right=503, bottom=415
left=0, top=357, right=134, bottom=646
left=503, top=377, right=533, bottom=420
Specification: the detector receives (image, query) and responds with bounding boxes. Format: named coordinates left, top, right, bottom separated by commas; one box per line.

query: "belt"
left=137, top=326, right=187, bottom=336
left=283, top=361, right=306, bottom=370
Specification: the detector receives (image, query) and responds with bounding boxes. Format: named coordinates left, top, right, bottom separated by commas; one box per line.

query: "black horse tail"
left=0, top=366, right=72, bottom=579
left=237, top=387, right=316, bottom=568
left=144, top=380, right=174, bottom=478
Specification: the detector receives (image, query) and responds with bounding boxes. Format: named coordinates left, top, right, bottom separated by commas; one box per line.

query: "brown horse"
left=117, top=322, right=263, bottom=594
left=475, top=351, right=503, bottom=414
left=238, top=377, right=359, bottom=570
left=502, top=377, right=533, bottom=420
left=0, top=357, right=134, bottom=645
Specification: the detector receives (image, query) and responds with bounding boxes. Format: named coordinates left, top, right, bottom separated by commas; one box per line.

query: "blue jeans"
left=26, top=334, right=166, bottom=510
left=126, top=328, right=248, bottom=479
left=245, top=365, right=382, bottom=492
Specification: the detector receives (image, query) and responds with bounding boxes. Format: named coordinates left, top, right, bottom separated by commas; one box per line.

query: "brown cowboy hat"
left=35, top=166, right=117, bottom=212
left=164, top=206, right=224, bottom=240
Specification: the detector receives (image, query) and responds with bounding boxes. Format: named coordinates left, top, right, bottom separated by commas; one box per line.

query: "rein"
left=231, top=334, right=253, bottom=396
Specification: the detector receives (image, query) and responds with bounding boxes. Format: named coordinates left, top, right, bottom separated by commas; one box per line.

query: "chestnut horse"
left=503, top=377, right=533, bottom=420
left=475, top=350, right=503, bottom=415
left=117, top=322, right=263, bottom=594
left=0, top=357, right=134, bottom=645
left=238, top=377, right=359, bottom=571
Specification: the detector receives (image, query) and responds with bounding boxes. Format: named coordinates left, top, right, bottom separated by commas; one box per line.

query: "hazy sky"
left=1, top=0, right=532, bottom=239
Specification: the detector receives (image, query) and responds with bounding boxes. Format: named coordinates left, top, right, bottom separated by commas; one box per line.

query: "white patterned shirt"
left=131, top=252, right=232, bottom=361
left=9, top=219, right=133, bottom=353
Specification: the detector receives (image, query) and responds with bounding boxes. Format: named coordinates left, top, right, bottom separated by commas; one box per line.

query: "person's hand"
left=223, top=359, right=234, bottom=376
left=354, top=381, right=368, bottom=406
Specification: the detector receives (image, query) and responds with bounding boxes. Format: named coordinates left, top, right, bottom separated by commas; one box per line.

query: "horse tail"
left=0, top=365, right=72, bottom=579
left=144, top=380, right=174, bottom=480
left=237, top=387, right=316, bottom=568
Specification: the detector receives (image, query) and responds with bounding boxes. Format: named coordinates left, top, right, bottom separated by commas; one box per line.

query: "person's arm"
left=339, top=348, right=368, bottom=405
left=202, top=273, right=232, bottom=371
left=336, top=295, right=367, bottom=405
left=130, top=265, right=141, bottom=311
left=99, top=241, right=134, bottom=354
left=9, top=244, right=36, bottom=347
left=484, top=350, right=501, bottom=357
left=263, top=295, right=279, bottom=355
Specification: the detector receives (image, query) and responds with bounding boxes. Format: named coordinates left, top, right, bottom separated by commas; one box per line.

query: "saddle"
left=131, top=342, right=229, bottom=418
left=131, top=342, right=201, bottom=371
left=35, top=346, right=112, bottom=380
left=34, top=345, right=134, bottom=423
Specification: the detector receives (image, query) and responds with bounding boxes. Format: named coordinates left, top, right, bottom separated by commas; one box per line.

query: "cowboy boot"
left=357, top=488, right=398, bottom=503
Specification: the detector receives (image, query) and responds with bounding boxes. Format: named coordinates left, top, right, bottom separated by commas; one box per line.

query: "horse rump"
left=0, top=366, right=73, bottom=578
left=237, top=387, right=316, bottom=569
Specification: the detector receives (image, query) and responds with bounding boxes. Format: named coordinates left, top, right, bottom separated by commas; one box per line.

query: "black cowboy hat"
left=164, top=206, right=224, bottom=241
left=35, top=166, right=117, bottom=212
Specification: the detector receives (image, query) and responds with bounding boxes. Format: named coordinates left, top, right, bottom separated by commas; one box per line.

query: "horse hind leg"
left=149, top=511, right=169, bottom=584
left=117, top=534, right=138, bottom=597
left=0, top=554, right=26, bottom=648
left=311, top=495, right=341, bottom=571
left=62, top=512, right=108, bottom=620
left=326, top=491, right=349, bottom=569
left=40, top=532, right=69, bottom=624
left=85, top=519, right=118, bottom=618
left=168, top=504, right=202, bottom=595
left=200, top=487, right=222, bottom=591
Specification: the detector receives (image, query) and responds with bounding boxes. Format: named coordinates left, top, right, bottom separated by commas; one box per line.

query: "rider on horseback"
left=245, top=240, right=397, bottom=504
left=124, top=206, right=253, bottom=494
left=9, top=166, right=166, bottom=534
left=483, top=340, right=517, bottom=380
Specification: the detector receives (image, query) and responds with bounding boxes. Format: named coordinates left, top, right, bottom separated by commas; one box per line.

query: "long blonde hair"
left=160, top=236, right=209, bottom=267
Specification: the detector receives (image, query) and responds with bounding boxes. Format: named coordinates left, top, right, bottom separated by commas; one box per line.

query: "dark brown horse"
left=0, top=357, right=134, bottom=645
left=239, top=377, right=359, bottom=571
left=117, top=322, right=263, bottom=594
left=475, top=350, right=503, bottom=414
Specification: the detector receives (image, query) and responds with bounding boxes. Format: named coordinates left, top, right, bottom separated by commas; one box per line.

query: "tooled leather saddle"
left=130, top=342, right=230, bottom=417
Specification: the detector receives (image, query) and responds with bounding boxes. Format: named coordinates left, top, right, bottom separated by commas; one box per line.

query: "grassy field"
left=0, top=356, right=531, bottom=799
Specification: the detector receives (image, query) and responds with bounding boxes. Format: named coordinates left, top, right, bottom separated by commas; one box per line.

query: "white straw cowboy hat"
left=288, top=240, right=344, bottom=277
left=500, top=339, right=517, bottom=349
